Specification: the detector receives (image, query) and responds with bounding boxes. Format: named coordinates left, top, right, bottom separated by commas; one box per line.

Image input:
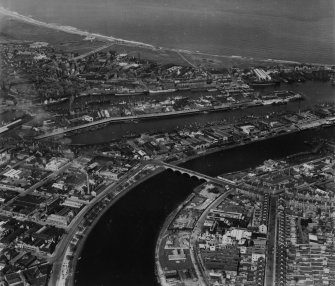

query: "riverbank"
left=157, top=122, right=334, bottom=168
left=56, top=120, right=334, bottom=284
left=37, top=94, right=306, bottom=140
left=66, top=166, right=164, bottom=286
left=154, top=179, right=239, bottom=285
left=69, top=124, right=334, bottom=283
left=72, top=125, right=332, bottom=284
left=155, top=192, right=197, bottom=285
left=154, top=151, right=333, bottom=286
left=73, top=123, right=335, bottom=285
left=37, top=104, right=260, bottom=140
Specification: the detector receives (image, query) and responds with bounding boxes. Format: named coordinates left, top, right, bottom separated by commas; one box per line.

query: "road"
left=50, top=161, right=232, bottom=285
left=71, top=44, right=114, bottom=61
left=176, top=51, right=196, bottom=68
left=0, top=119, right=23, bottom=135
left=264, top=195, right=278, bottom=286
left=48, top=163, right=148, bottom=286
left=0, top=161, right=72, bottom=212
left=189, top=190, right=233, bottom=285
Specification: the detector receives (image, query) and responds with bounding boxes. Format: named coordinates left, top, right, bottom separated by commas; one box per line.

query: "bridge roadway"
left=150, top=160, right=236, bottom=186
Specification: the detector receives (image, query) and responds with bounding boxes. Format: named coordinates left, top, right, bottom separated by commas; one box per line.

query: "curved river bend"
left=75, top=126, right=335, bottom=286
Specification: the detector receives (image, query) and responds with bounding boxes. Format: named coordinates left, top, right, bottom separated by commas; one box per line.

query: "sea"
left=0, top=0, right=334, bottom=64
left=1, top=1, right=334, bottom=285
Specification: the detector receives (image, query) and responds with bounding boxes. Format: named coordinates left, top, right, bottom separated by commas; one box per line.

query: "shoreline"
left=1, top=4, right=334, bottom=286
left=1, top=6, right=334, bottom=67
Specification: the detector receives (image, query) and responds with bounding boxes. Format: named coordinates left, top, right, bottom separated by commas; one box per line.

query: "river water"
left=73, top=82, right=334, bottom=285
left=74, top=125, right=335, bottom=286
left=0, top=1, right=334, bottom=284
left=70, top=82, right=335, bottom=145
left=1, top=0, right=334, bottom=64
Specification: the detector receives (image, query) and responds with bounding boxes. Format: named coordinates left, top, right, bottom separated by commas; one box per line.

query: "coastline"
left=0, top=3, right=334, bottom=286
left=1, top=6, right=333, bottom=67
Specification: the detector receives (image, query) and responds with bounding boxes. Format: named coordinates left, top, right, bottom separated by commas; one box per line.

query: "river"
left=0, top=1, right=334, bottom=284
left=70, top=82, right=335, bottom=145
left=74, top=125, right=335, bottom=286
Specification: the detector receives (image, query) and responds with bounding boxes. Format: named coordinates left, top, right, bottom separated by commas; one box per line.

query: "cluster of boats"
left=115, top=88, right=177, bottom=96
left=114, top=86, right=220, bottom=96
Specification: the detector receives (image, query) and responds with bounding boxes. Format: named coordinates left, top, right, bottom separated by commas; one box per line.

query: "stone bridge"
left=150, top=160, right=236, bottom=186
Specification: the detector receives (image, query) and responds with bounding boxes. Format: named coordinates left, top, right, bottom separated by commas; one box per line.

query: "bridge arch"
left=157, top=162, right=228, bottom=185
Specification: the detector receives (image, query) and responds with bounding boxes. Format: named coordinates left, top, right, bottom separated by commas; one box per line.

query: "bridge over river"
left=149, top=160, right=236, bottom=186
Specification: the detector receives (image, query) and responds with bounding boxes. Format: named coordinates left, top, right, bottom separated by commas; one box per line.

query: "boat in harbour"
left=149, top=88, right=176, bottom=94
left=115, top=88, right=147, bottom=96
